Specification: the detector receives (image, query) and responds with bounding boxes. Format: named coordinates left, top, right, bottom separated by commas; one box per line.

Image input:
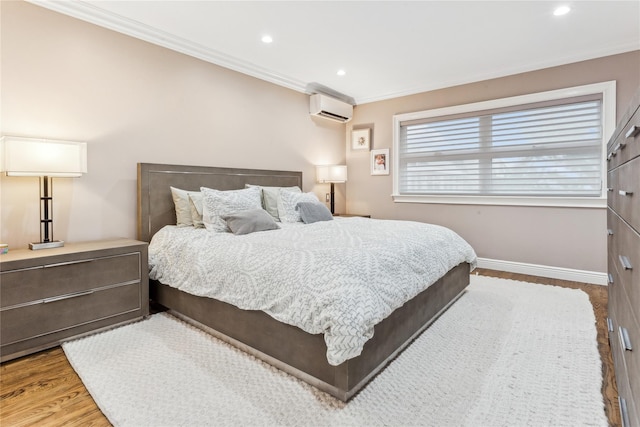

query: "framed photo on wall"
left=371, top=148, right=389, bottom=175
left=352, top=128, right=370, bottom=151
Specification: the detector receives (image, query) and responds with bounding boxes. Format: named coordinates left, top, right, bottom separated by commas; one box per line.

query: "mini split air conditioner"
left=309, top=94, right=353, bottom=123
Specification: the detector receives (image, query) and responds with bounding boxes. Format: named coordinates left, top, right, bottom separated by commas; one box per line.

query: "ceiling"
left=30, top=1, right=640, bottom=105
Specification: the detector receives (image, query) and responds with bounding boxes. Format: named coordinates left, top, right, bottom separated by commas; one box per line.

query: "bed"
left=137, top=162, right=476, bottom=401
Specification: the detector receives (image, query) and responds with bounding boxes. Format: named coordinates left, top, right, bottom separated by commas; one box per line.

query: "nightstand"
left=0, top=239, right=149, bottom=362
left=333, top=213, right=371, bottom=218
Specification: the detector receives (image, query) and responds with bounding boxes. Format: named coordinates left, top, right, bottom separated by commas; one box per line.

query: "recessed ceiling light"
left=261, top=35, right=273, bottom=44
left=337, top=69, right=346, bottom=76
left=553, top=5, right=571, bottom=16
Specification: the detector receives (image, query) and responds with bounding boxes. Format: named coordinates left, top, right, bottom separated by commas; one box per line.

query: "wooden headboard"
left=137, top=163, right=303, bottom=242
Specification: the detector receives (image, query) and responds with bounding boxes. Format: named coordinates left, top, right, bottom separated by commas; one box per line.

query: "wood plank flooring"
left=0, top=270, right=620, bottom=426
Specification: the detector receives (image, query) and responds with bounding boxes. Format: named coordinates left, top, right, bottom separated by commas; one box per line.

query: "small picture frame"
left=351, top=128, right=370, bottom=151
left=371, top=148, right=389, bottom=175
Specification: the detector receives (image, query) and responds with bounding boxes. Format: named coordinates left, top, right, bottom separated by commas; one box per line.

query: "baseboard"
left=476, top=257, right=607, bottom=286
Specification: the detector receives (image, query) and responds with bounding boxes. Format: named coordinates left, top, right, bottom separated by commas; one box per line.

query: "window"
left=392, top=81, right=616, bottom=207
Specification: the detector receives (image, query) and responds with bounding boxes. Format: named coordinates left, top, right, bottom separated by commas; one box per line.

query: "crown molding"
left=28, top=0, right=308, bottom=94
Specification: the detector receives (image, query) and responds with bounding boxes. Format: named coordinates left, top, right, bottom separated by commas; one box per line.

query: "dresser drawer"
left=0, top=252, right=141, bottom=308
left=609, top=288, right=640, bottom=426
left=608, top=213, right=640, bottom=325
left=614, top=230, right=640, bottom=327
left=607, top=208, right=619, bottom=266
left=0, top=282, right=141, bottom=346
left=608, top=157, right=640, bottom=232
left=608, top=316, right=636, bottom=427
left=607, top=103, right=640, bottom=170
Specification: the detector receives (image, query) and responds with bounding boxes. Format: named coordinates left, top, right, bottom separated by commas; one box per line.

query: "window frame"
left=392, top=81, right=616, bottom=208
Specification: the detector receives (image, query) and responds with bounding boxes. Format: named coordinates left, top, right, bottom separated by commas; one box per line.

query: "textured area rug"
left=62, top=275, right=608, bottom=426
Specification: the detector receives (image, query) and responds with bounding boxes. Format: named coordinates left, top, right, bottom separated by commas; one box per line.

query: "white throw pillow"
left=170, top=187, right=199, bottom=227
left=201, top=186, right=263, bottom=232
left=277, top=190, right=320, bottom=223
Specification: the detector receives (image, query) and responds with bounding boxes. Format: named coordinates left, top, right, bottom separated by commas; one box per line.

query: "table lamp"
left=316, top=165, right=347, bottom=214
left=0, top=136, right=87, bottom=250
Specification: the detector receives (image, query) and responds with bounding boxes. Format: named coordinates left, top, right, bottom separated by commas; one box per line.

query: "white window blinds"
left=397, top=95, right=604, bottom=198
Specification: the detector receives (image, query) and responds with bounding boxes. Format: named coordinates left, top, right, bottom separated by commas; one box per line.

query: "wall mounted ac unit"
left=309, top=94, right=353, bottom=123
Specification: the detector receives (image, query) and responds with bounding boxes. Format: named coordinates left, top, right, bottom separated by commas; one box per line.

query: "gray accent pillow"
left=296, top=202, right=334, bottom=224
left=222, top=209, right=280, bottom=235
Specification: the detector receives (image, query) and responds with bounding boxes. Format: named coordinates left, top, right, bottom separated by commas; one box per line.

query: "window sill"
left=391, top=194, right=607, bottom=208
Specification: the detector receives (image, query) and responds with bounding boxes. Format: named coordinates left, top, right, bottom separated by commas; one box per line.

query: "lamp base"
left=29, top=240, right=65, bottom=250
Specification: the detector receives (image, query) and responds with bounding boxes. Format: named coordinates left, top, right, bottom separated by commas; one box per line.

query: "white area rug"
left=62, top=275, right=608, bottom=427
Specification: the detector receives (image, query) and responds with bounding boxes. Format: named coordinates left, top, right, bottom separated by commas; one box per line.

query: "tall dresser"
left=607, top=87, right=640, bottom=427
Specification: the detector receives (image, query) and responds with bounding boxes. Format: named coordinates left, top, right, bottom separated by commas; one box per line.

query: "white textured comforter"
left=148, top=217, right=477, bottom=365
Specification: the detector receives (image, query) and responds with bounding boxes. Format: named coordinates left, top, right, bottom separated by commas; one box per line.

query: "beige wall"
left=0, top=1, right=346, bottom=249
left=347, top=51, right=640, bottom=273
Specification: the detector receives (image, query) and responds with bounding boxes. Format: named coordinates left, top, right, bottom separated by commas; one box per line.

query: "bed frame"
left=137, top=162, right=470, bottom=401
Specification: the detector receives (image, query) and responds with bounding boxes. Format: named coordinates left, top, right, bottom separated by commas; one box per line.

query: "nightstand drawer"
left=0, top=282, right=141, bottom=346
left=1, top=252, right=141, bottom=308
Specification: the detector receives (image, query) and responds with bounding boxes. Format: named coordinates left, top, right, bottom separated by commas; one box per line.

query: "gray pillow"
left=296, top=202, right=334, bottom=224
left=222, top=209, right=280, bottom=235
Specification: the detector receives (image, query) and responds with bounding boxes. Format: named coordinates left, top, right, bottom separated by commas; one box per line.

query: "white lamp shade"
left=0, top=136, right=87, bottom=177
left=316, top=165, right=347, bottom=183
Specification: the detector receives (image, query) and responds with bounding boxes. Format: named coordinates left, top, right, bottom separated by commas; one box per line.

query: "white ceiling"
left=31, top=1, right=640, bottom=105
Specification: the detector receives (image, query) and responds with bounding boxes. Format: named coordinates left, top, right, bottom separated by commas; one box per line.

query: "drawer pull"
left=625, top=125, right=639, bottom=139
left=619, top=397, right=630, bottom=427
left=607, top=153, right=613, bottom=161
left=42, top=290, right=94, bottom=304
left=45, top=258, right=96, bottom=268
left=607, top=229, right=614, bottom=235
left=608, top=273, right=614, bottom=285
left=618, top=190, right=633, bottom=196
left=619, top=326, right=633, bottom=351
left=614, top=142, right=626, bottom=151
left=607, top=317, right=613, bottom=332
left=607, top=187, right=614, bottom=192
left=619, top=255, right=633, bottom=270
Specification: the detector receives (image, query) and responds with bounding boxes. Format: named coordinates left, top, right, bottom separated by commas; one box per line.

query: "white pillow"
left=188, top=192, right=204, bottom=228
left=201, top=186, right=263, bottom=232
left=170, top=187, right=199, bottom=227
left=278, top=190, right=320, bottom=223
left=246, top=184, right=301, bottom=221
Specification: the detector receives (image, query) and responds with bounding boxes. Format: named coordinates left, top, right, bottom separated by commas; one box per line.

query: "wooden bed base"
left=137, top=162, right=470, bottom=401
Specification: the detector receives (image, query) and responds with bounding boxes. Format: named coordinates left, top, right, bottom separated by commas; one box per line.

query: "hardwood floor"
left=0, top=270, right=619, bottom=426
left=0, top=347, right=109, bottom=426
